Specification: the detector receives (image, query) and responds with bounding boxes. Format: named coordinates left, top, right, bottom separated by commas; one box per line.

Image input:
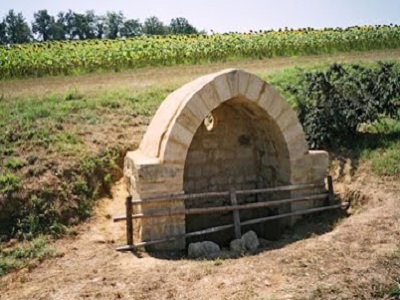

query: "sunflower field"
left=1, top=25, right=400, bottom=79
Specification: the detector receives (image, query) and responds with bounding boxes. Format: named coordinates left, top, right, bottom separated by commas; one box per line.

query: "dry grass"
left=2, top=49, right=400, bottom=100
left=1, top=168, right=399, bottom=300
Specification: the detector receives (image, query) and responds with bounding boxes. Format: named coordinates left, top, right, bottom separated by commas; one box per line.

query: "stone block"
left=134, top=181, right=182, bottom=195
left=195, top=178, right=208, bottom=191
left=197, top=83, right=221, bottom=111
left=236, top=147, right=254, bottom=160
left=203, top=165, right=219, bottom=176
left=226, top=69, right=239, bottom=95
left=282, top=122, right=307, bottom=145
left=186, top=167, right=202, bottom=179
left=202, top=138, right=219, bottom=149
left=138, top=81, right=198, bottom=157
left=136, top=163, right=183, bottom=184
left=186, top=150, right=207, bottom=164
left=275, top=109, right=300, bottom=132
left=185, top=94, right=210, bottom=124
left=166, top=122, right=194, bottom=148
left=256, top=83, right=279, bottom=110
left=238, top=70, right=251, bottom=95
left=288, top=138, right=309, bottom=162
left=161, top=140, right=188, bottom=164
left=212, top=74, right=233, bottom=102
left=175, top=108, right=202, bottom=134
left=309, top=150, right=329, bottom=182
left=245, top=75, right=265, bottom=102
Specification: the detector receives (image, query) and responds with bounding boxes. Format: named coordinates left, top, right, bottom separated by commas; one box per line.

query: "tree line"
left=0, top=9, right=201, bottom=44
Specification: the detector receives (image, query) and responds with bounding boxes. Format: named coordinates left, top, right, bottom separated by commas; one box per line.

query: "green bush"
left=286, top=62, right=400, bottom=148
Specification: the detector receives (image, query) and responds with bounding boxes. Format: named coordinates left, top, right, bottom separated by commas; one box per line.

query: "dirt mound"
left=1, top=162, right=399, bottom=300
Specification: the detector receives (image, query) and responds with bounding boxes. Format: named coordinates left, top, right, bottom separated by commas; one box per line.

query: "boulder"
left=241, top=230, right=260, bottom=250
left=188, top=241, right=221, bottom=259
left=229, top=238, right=246, bottom=253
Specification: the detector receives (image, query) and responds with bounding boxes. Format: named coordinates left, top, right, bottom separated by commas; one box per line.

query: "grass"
left=0, top=173, right=22, bottom=194
left=0, top=52, right=399, bottom=277
left=1, top=60, right=399, bottom=240
left=0, top=235, right=56, bottom=276
left=0, top=83, right=171, bottom=242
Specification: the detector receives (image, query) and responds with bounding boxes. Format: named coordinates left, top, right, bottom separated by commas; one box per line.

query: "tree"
left=120, top=19, right=142, bottom=37
left=94, top=15, right=106, bottom=39
left=4, top=10, right=31, bottom=44
left=57, top=10, right=74, bottom=39
left=0, top=20, right=6, bottom=44
left=105, top=11, right=124, bottom=39
left=81, top=10, right=97, bottom=39
left=69, top=11, right=95, bottom=40
left=32, top=10, right=55, bottom=41
left=169, top=17, right=198, bottom=34
left=48, top=21, right=66, bottom=41
left=49, top=12, right=68, bottom=40
left=143, top=16, right=166, bottom=35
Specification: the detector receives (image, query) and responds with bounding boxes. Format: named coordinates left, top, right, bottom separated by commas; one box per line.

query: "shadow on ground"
left=130, top=208, right=349, bottom=261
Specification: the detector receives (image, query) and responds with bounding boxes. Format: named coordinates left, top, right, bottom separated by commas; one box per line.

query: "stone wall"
left=124, top=69, right=329, bottom=251
left=184, top=98, right=291, bottom=245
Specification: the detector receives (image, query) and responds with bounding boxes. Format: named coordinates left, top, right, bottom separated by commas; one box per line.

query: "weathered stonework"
left=124, top=69, right=329, bottom=250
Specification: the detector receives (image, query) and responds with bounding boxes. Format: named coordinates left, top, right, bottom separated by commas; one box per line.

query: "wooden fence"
left=113, top=176, right=348, bottom=251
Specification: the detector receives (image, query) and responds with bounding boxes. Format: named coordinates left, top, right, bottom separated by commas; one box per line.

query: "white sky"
left=1, top=0, right=400, bottom=33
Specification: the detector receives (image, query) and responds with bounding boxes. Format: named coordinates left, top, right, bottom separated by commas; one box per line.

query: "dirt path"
left=1, top=169, right=399, bottom=300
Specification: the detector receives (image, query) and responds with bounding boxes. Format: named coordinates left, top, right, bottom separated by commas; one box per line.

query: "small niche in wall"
left=204, top=113, right=216, bottom=131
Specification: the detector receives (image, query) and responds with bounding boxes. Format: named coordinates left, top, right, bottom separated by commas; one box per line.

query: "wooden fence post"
left=327, top=176, right=334, bottom=205
left=126, top=195, right=133, bottom=246
left=230, top=188, right=242, bottom=239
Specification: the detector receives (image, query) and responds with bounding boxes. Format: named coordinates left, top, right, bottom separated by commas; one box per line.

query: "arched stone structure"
left=124, top=69, right=328, bottom=250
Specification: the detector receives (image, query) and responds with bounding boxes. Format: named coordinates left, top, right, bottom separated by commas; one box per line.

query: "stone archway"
left=124, top=69, right=328, bottom=250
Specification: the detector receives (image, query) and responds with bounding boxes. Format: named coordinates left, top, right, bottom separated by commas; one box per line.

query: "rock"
left=241, top=230, right=260, bottom=250
left=229, top=239, right=246, bottom=253
left=258, top=238, right=273, bottom=248
left=188, top=241, right=221, bottom=259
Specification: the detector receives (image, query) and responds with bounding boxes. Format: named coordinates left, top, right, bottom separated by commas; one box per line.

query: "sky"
left=1, top=0, right=400, bottom=33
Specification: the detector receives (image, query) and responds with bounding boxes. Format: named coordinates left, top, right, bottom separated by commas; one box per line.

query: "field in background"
left=2, top=25, right=400, bottom=79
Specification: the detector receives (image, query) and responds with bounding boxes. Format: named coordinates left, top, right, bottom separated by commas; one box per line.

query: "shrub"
left=286, top=62, right=400, bottom=149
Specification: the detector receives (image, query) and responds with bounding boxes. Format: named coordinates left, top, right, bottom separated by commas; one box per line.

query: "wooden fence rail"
left=114, top=176, right=348, bottom=251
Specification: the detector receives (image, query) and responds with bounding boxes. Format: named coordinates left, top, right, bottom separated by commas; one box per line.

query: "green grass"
left=0, top=84, right=172, bottom=243
left=4, top=157, right=25, bottom=170
left=1, top=63, right=399, bottom=243
left=1, top=61, right=399, bottom=277
left=371, top=145, right=400, bottom=176
left=0, top=235, right=55, bottom=276
left=0, top=173, right=22, bottom=194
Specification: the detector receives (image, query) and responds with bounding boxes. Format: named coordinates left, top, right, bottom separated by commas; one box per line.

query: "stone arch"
left=124, top=69, right=328, bottom=250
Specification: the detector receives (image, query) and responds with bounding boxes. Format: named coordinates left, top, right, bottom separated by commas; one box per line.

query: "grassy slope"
left=0, top=50, right=399, bottom=278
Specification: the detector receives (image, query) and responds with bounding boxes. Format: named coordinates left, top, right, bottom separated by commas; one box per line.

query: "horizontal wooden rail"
left=129, top=182, right=324, bottom=205
left=116, top=201, right=349, bottom=251
left=113, top=193, right=328, bottom=222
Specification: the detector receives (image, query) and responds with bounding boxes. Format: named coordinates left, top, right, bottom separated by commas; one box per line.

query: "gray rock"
left=258, top=238, right=273, bottom=248
left=188, top=241, right=221, bottom=259
left=230, top=238, right=246, bottom=253
left=241, top=230, right=260, bottom=250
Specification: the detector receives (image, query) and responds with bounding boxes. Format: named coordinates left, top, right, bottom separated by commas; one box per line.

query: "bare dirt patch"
left=1, top=164, right=399, bottom=299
